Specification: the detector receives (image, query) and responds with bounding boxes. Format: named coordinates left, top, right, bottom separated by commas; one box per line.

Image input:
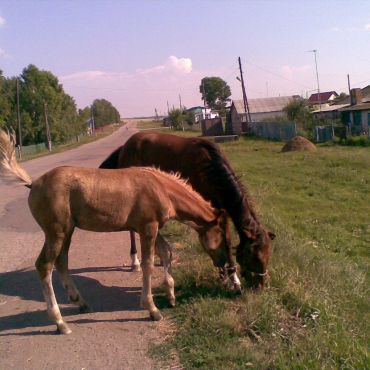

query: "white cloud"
left=281, top=64, right=311, bottom=77
left=166, top=55, right=192, bottom=73
left=59, top=55, right=200, bottom=117
left=0, top=16, right=6, bottom=28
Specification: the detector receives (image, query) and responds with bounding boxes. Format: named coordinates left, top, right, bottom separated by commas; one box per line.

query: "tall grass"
left=151, top=135, right=369, bottom=369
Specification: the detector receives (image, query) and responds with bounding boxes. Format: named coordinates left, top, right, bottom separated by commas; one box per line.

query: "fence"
left=201, top=118, right=224, bottom=136
left=313, top=125, right=350, bottom=143
left=249, top=122, right=297, bottom=141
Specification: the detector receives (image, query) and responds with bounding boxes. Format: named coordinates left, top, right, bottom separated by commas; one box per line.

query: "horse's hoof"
left=131, top=264, right=141, bottom=272
left=168, top=297, right=176, bottom=307
left=56, top=322, right=72, bottom=335
left=79, top=303, right=91, bottom=314
left=150, top=310, right=163, bottom=321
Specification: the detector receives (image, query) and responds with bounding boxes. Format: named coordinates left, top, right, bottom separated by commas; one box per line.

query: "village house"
left=227, top=95, right=299, bottom=134
left=186, top=106, right=219, bottom=123
left=338, top=86, right=370, bottom=134
left=308, top=91, right=338, bottom=110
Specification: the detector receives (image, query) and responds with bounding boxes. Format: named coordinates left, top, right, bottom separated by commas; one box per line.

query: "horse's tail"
left=0, top=130, right=33, bottom=188
left=99, top=146, right=121, bottom=169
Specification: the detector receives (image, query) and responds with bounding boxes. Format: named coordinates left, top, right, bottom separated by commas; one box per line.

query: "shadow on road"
left=0, top=266, right=147, bottom=334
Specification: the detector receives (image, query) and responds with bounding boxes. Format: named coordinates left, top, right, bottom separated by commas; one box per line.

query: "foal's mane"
left=140, top=167, right=213, bottom=209
left=197, top=140, right=260, bottom=229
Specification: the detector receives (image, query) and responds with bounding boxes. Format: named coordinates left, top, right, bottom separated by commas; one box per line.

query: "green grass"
left=151, top=134, right=370, bottom=369
left=19, top=124, right=122, bottom=162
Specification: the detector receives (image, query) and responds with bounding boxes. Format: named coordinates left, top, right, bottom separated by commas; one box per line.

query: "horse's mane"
left=197, top=140, right=259, bottom=230
left=140, top=167, right=213, bottom=210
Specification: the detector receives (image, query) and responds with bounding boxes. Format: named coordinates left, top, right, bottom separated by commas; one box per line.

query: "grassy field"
left=148, top=130, right=369, bottom=369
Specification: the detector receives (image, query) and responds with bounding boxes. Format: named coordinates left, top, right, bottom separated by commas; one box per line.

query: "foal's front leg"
left=139, top=223, right=163, bottom=321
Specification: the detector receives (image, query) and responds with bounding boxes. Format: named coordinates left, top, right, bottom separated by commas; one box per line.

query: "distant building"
left=227, top=95, right=299, bottom=134
left=338, top=86, right=370, bottom=134
left=308, top=91, right=338, bottom=110
left=187, top=106, right=219, bottom=123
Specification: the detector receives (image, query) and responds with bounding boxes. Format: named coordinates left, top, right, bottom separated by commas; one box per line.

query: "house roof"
left=233, top=95, right=299, bottom=114
left=308, top=91, right=338, bottom=103
left=339, top=102, right=370, bottom=112
left=311, top=104, right=350, bottom=113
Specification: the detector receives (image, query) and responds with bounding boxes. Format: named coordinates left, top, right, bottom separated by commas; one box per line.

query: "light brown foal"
left=0, top=131, right=227, bottom=334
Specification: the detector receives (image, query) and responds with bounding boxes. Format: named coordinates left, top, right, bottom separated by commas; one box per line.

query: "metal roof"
left=311, top=104, right=350, bottom=113
left=339, top=102, right=370, bottom=112
left=233, top=96, right=299, bottom=114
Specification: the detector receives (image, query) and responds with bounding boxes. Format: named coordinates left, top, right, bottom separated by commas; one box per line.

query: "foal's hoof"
left=79, top=303, right=91, bottom=314
left=150, top=310, right=163, bottom=321
left=131, top=264, right=141, bottom=272
left=56, top=322, right=72, bottom=335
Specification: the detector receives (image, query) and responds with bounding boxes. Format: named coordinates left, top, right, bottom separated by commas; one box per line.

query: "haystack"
left=281, top=136, right=317, bottom=152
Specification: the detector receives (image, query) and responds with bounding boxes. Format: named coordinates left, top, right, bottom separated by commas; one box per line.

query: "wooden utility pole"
left=347, top=74, right=351, bottom=96
left=155, top=108, right=159, bottom=121
left=91, top=104, right=96, bottom=135
left=238, top=57, right=251, bottom=123
left=167, top=100, right=170, bottom=115
left=202, top=80, right=207, bottom=119
left=43, top=101, right=52, bottom=151
left=179, top=94, right=182, bottom=110
left=16, top=78, right=22, bottom=158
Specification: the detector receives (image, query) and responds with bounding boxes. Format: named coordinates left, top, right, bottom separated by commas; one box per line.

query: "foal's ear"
left=268, top=231, right=276, bottom=240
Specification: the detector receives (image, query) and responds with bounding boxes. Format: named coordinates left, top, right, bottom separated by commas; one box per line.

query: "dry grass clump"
left=281, top=136, right=317, bottom=152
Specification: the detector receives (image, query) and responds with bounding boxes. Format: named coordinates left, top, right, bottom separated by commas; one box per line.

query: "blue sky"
left=1, top=0, right=369, bottom=117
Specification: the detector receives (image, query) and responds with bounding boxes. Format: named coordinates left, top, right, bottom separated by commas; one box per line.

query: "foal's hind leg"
left=155, top=233, right=175, bottom=307
left=129, top=230, right=141, bottom=271
left=54, top=229, right=90, bottom=313
left=35, top=234, right=71, bottom=335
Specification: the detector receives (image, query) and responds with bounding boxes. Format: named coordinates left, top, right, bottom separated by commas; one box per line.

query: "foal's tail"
left=0, top=130, right=33, bottom=188
left=99, top=146, right=121, bottom=169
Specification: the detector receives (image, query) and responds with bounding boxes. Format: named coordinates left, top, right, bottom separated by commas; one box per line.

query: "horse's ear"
left=268, top=231, right=276, bottom=240
left=215, top=209, right=227, bottom=224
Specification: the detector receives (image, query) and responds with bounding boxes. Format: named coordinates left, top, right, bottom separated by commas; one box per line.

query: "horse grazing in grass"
left=100, top=131, right=275, bottom=290
left=0, top=130, right=228, bottom=334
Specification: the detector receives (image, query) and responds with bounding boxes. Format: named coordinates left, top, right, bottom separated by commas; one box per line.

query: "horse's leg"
left=35, top=234, right=71, bottom=335
left=54, top=229, right=90, bottom=313
left=139, top=223, right=162, bottom=321
left=155, top=233, right=175, bottom=307
left=223, top=219, right=241, bottom=291
left=129, top=230, right=141, bottom=271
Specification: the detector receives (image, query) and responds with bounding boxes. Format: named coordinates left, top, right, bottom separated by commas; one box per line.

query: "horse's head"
left=198, top=209, right=228, bottom=268
left=236, top=227, right=275, bottom=291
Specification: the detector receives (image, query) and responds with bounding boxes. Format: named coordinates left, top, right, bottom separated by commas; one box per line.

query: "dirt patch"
left=281, top=136, right=317, bottom=152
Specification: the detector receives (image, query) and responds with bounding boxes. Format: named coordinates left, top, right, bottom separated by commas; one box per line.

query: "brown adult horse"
left=0, top=130, right=227, bottom=334
left=100, top=131, right=275, bottom=290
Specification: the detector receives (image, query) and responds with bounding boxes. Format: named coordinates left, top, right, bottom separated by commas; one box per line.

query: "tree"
left=19, top=64, right=81, bottom=144
left=283, top=98, right=313, bottom=130
left=168, top=108, right=186, bottom=130
left=91, top=99, right=120, bottom=128
left=199, top=77, right=231, bottom=115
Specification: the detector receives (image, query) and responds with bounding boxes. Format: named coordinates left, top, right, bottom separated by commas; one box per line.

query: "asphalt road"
left=0, top=122, right=167, bottom=370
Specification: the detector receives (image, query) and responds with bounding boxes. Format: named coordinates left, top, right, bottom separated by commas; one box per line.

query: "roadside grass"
left=19, top=124, right=122, bottom=162
left=151, top=135, right=369, bottom=369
